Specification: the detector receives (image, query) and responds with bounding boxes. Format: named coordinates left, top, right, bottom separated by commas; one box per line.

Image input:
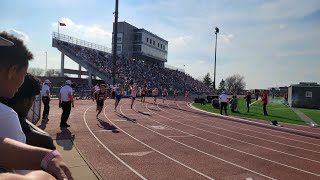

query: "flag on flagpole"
left=59, top=22, right=66, bottom=26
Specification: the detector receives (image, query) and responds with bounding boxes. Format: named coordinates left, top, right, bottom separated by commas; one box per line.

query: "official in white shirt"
left=41, top=79, right=51, bottom=120
left=59, top=80, right=74, bottom=128
left=219, top=91, right=229, bottom=116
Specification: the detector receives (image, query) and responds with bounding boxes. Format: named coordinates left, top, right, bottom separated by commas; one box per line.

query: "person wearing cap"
left=219, top=91, right=229, bottom=115
left=59, top=80, right=74, bottom=127
left=93, top=84, right=108, bottom=119
left=0, top=32, right=73, bottom=179
left=41, top=79, right=51, bottom=121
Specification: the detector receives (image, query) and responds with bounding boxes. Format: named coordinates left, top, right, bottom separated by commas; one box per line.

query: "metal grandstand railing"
left=52, top=32, right=111, bottom=53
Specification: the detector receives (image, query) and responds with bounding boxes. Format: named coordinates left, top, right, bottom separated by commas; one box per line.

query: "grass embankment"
left=299, top=108, right=320, bottom=125
left=193, top=97, right=305, bottom=125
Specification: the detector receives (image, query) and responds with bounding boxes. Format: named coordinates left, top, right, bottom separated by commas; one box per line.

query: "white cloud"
left=170, top=35, right=193, bottom=47
left=6, top=29, right=30, bottom=42
left=257, top=0, right=320, bottom=21
left=218, top=34, right=234, bottom=45
left=52, top=18, right=112, bottom=46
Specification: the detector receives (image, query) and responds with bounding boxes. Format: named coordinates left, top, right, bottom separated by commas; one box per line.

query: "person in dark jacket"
left=261, top=90, right=268, bottom=116
left=244, top=91, right=252, bottom=112
left=229, top=95, right=238, bottom=112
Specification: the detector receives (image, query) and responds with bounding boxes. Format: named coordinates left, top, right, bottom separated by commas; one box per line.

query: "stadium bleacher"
left=59, top=41, right=211, bottom=93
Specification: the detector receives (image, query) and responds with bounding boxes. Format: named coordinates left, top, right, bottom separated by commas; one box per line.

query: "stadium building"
left=113, top=22, right=168, bottom=67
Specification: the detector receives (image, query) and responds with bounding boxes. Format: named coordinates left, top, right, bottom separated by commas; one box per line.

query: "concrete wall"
left=113, top=22, right=137, bottom=57
left=288, top=86, right=293, bottom=107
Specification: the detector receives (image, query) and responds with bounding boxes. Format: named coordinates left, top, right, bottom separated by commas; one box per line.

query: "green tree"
left=225, top=74, right=246, bottom=95
left=45, top=69, right=60, bottom=77
left=203, top=73, right=212, bottom=86
left=218, top=79, right=225, bottom=91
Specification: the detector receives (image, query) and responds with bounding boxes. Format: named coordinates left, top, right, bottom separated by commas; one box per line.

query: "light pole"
left=45, top=51, right=47, bottom=76
left=213, top=27, right=219, bottom=90
left=112, top=0, right=119, bottom=85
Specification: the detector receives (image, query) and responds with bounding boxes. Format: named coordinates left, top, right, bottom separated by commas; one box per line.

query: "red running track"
left=44, top=98, right=320, bottom=180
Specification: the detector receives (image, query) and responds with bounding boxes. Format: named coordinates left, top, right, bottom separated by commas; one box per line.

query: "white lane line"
left=83, top=105, right=147, bottom=180
left=136, top=121, right=275, bottom=180
left=180, top=102, right=320, bottom=147
left=132, top=104, right=274, bottom=180
left=94, top=129, right=113, bottom=132
left=186, top=102, right=320, bottom=139
left=105, top=104, right=215, bottom=180
left=143, top=104, right=320, bottom=178
left=119, top=151, right=154, bottom=157
left=154, top=105, right=320, bottom=164
left=176, top=103, right=320, bottom=153
left=166, top=135, right=193, bottom=138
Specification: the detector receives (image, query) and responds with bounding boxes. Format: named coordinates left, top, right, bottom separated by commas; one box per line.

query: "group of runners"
left=91, top=83, right=190, bottom=119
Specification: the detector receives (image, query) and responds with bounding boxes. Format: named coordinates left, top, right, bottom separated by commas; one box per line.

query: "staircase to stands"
left=52, top=32, right=113, bottom=84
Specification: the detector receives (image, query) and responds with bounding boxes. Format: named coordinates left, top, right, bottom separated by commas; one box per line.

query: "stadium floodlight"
left=213, top=27, right=219, bottom=91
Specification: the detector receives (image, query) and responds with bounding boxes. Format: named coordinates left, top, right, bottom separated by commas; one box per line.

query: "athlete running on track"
left=140, top=85, right=147, bottom=105
left=93, top=84, right=108, bottom=119
left=184, top=90, right=189, bottom=101
left=114, top=84, right=124, bottom=112
left=92, top=83, right=100, bottom=101
left=152, top=88, right=159, bottom=104
left=162, top=88, right=168, bottom=104
left=130, top=83, right=138, bottom=109
left=173, top=89, right=178, bottom=102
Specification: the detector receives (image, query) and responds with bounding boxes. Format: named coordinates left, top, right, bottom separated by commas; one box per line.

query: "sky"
left=1, top=0, right=319, bottom=89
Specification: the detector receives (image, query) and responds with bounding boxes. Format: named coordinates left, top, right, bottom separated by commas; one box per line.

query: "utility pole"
left=213, top=27, right=219, bottom=90
left=112, top=0, right=119, bottom=85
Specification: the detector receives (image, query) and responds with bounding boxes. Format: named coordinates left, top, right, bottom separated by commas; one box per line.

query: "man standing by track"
left=261, top=90, right=268, bottom=116
left=219, top=91, right=228, bottom=116
left=93, top=84, right=108, bottom=119
left=59, top=80, right=74, bottom=128
left=41, top=79, right=51, bottom=121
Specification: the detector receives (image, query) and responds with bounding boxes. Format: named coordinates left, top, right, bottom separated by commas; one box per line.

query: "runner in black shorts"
left=93, top=84, right=108, bottom=119
left=152, top=88, right=158, bottom=104
left=162, top=88, right=168, bottom=104
left=173, top=89, right=178, bottom=103
left=140, top=86, right=147, bottom=105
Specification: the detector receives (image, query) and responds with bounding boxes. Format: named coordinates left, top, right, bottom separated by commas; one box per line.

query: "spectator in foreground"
left=0, top=32, right=73, bottom=179
left=1, top=74, right=55, bottom=150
